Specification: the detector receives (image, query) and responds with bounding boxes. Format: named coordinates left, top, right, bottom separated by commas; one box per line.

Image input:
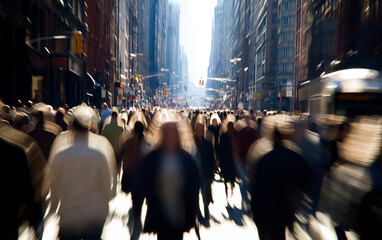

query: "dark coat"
left=208, top=125, right=220, bottom=154
left=29, top=122, right=56, bottom=160
left=196, top=138, right=215, bottom=180
left=139, top=149, right=200, bottom=234
left=218, top=133, right=237, bottom=183
left=0, top=138, right=37, bottom=238
left=250, top=143, right=309, bottom=232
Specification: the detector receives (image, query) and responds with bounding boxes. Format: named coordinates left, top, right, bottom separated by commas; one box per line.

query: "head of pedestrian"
left=212, top=118, right=218, bottom=127
left=102, top=102, right=108, bottom=110
left=34, top=110, right=44, bottom=124
left=110, top=106, right=118, bottom=120
left=160, top=122, right=181, bottom=153
left=227, top=121, right=235, bottom=136
left=12, top=112, right=30, bottom=133
left=134, top=121, right=144, bottom=137
left=67, top=104, right=95, bottom=132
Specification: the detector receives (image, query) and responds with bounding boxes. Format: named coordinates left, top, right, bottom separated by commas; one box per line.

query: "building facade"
left=276, top=0, right=296, bottom=110
left=165, top=3, right=180, bottom=97
left=85, top=0, right=116, bottom=108
left=252, top=0, right=279, bottom=110
left=294, top=0, right=382, bottom=111
left=0, top=0, right=87, bottom=108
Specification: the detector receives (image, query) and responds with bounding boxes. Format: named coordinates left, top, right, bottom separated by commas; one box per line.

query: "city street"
left=20, top=178, right=259, bottom=240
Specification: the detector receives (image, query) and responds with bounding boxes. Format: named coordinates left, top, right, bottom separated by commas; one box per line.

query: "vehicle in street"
left=298, top=68, right=382, bottom=117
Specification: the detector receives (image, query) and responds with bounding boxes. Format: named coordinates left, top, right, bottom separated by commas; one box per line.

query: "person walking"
left=138, top=122, right=200, bottom=240
left=194, top=116, right=215, bottom=220
left=49, top=104, right=117, bottom=240
left=101, top=107, right=124, bottom=171
left=250, top=126, right=309, bottom=240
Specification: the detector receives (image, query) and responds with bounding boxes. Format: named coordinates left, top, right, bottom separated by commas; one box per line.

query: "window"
left=282, top=17, right=289, bottom=26
left=279, top=63, right=293, bottom=73
left=272, top=13, right=277, bottom=23
left=271, top=46, right=276, bottom=56
left=273, top=0, right=278, bottom=8
left=278, top=48, right=293, bottom=58
left=271, top=29, right=277, bottom=40
left=283, top=2, right=289, bottom=10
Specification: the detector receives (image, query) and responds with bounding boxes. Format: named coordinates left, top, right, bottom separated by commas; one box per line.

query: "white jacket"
left=49, top=130, right=117, bottom=231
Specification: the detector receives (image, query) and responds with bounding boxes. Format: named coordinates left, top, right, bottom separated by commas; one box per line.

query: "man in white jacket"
left=49, top=104, right=117, bottom=240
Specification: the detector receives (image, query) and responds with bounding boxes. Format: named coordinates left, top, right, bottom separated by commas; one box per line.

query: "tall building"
left=276, top=0, right=296, bottom=110
left=0, top=0, right=87, bottom=107
left=86, top=0, right=117, bottom=107
left=207, top=0, right=223, bottom=103
left=179, top=47, right=189, bottom=94
left=166, top=3, right=180, bottom=97
left=208, top=0, right=251, bottom=109
left=253, top=0, right=279, bottom=110
left=117, top=0, right=138, bottom=107
left=146, top=0, right=167, bottom=98
left=294, top=0, right=382, bottom=111
left=137, top=0, right=151, bottom=86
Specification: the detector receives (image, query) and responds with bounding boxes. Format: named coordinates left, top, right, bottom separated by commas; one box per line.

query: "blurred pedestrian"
left=100, top=102, right=111, bottom=130
left=55, top=108, right=67, bottom=131
left=101, top=107, right=124, bottom=171
left=12, top=112, right=31, bottom=133
left=138, top=122, right=200, bottom=240
left=121, top=111, right=147, bottom=222
left=207, top=113, right=221, bottom=157
left=0, top=101, right=49, bottom=240
left=250, top=126, right=309, bottom=240
left=29, top=111, right=57, bottom=160
left=218, top=116, right=238, bottom=205
left=49, top=104, right=117, bottom=240
left=194, top=116, right=215, bottom=220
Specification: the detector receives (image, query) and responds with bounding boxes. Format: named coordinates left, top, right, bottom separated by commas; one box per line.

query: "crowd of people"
left=0, top=99, right=381, bottom=240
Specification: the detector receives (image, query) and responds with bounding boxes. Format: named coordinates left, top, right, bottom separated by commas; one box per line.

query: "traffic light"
left=120, top=83, right=124, bottom=88
left=73, top=32, right=83, bottom=55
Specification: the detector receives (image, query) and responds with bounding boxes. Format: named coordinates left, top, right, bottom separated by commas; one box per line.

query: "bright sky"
left=170, top=0, right=217, bottom=84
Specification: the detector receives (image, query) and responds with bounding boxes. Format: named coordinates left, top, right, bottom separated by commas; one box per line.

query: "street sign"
left=286, top=81, right=293, bottom=97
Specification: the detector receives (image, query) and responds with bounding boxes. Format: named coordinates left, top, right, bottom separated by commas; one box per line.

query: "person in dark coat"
left=195, top=117, right=215, bottom=219
left=55, top=108, right=67, bottom=131
left=138, top=122, right=200, bottom=240
left=0, top=139, right=36, bottom=240
left=250, top=127, right=309, bottom=240
left=29, top=111, right=57, bottom=160
left=207, top=114, right=221, bottom=157
left=0, top=103, right=49, bottom=240
left=121, top=118, right=146, bottom=234
left=218, top=120, right=238, bottom=204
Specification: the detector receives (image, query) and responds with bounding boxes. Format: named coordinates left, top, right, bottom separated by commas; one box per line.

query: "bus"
left=298, top=68, right=382, bottom=117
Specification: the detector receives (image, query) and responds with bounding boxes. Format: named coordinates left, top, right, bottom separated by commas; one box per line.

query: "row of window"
left=280, top=16, right=295, bottom=26
left=279, top=63, right=293, bottom=73
left=279, top=0, right=296, bottom=12
left=255, top=63, right=293, bottom=77
left=279, top=32, right=294, bottom=43
left=278, top=47, right=293, bottom=58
